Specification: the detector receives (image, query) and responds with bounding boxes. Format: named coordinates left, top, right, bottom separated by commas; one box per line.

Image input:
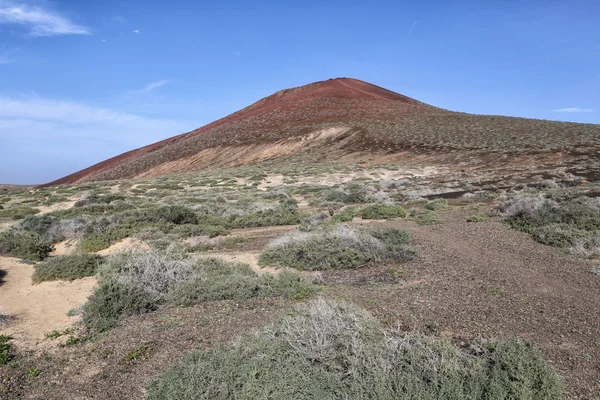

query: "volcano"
left=46, top=77, right=600, bottom=185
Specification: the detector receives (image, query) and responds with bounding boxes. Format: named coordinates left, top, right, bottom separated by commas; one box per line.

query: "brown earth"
left=2, top=208, right=600, bottom=399
left=44, top=78, right=600, bottom=186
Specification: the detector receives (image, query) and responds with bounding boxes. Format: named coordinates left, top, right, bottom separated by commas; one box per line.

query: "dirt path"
left=338, top=210, right=600, bottom=399
left=0, top=257, right=96, bottom=349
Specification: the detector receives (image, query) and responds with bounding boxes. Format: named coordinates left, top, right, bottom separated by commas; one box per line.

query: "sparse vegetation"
left=33, top=253, right=103, bottom=283
left=148, top=298, right=563, bottom=400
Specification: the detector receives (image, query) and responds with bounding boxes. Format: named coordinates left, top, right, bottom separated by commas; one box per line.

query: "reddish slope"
left=46, top=77, right=600, bottom=185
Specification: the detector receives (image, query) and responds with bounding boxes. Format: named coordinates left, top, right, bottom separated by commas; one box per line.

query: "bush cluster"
left=82, top=248, right=314, bottom=333
left=259, top=226, right=415, bottom=270
left=500, top=195, right=600, bottom=255
left=0, top=231, right=53, bottom=260
left=148, top=298, right=563, bottom=400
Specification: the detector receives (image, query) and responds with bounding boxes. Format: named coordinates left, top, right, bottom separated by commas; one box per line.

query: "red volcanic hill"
left=47, top=77, right=600, bottom=185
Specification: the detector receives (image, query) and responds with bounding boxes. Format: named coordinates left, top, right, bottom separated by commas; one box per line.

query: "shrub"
left=297, top=213, right=328, bottom=232
left=360, top=204, right=406, bottom=219
left=0, top=231, right=53, bottom=260
left=82, top=278, right=157, bottom=333
left=501, top=196, right=600, bottom=249
left=424, top=198, right=448, bottom=211
left=0, top=335, right=12, bottom=365
left=148, top=299, right=563, bottom=400
left=83, top=248, right=314, bottom=333
left=17, top=215, right=88, bottom=243
left=331, top=206, right=358, bottom=222
left=466, top=214, right=488, bottom=222
left=32, top=253, right=103, bottom=283
left=409, top=208, right=442, bottom=225
left=259, top=226, right=414, bottom=270
left=0, top=206, right=40, bottom=219
left=154, top=206, right=198, bottom=225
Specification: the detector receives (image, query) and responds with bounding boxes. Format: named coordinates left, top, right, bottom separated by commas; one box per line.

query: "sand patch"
left=37, top=201, right=77, bottom=215
left=96, top=237, right=150, bottom=256
left=198, top=251, right=280, bottom=276
left=0, top=257, right=96, bottom=349
left=51, top=239, right=79, bottom=256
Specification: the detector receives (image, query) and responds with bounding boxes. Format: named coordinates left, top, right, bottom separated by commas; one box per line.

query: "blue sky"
left=0, top=0, right=598, bottom=184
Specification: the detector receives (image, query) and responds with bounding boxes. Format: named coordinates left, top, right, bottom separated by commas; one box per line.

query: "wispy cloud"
left=132, top=29, right=139, bottom=34
left=0, top=95, right=193, bottom=183
left=0, top=1, right=90, bottom=36
left=407, top=20, right=418, bottom=38
left=138, top=80, right=170, bottom=94
left=0, top=55, right=14, bottom=64
left=553, top=107, right=594, bottom=113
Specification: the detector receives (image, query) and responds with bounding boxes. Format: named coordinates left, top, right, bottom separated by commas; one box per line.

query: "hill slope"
left=47, top=77, right=600, bottom=185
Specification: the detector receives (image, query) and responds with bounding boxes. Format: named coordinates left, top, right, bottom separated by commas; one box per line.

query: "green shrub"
left=148, top=299, right=563, bottom=400
left=0, top=231, right=53, bottom=260
left=409, top=208, right=442, bottom=225
left=360, top=204, right=406, bottom=220
left=78, top=231, right=125, bottom=252
left=466, top=214, right=488, bottom=222
left=259, top=226, right=414, bottom=270
left=331, top=206, right=358, bottom=222
left=33, top=253, right=103, bottom=283
left=154, top=206, right=198, bottom=225
left=424, top=198, right=448, bottom=211
left=369, top=227, right=409, bottom=245
left=82, top=278, right=157, bottom=333
left=502, top=196, right=600, bottom=249
left=0, top=335, right=12, bottom=365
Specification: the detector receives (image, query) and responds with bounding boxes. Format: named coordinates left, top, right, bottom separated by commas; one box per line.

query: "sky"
left=0, top=0, right=598, bottom=184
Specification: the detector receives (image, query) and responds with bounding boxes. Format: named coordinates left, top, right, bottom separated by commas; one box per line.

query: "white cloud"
left=553, top=107, right=594, bottom=113
left=132, top=29, right=139, bottom=33
left=0, top=1, right=89, bottom=36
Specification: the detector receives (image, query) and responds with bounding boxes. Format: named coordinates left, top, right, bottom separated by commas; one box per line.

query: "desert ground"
left=1, top=163, right=599, bottom=399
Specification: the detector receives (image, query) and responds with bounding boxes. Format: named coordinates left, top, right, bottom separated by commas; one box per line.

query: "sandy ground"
left=198, top=250, right=281, bottom=275
left=96, top=237, right=150, bottom=256
left=51, top=239, right=79, bottom=256
left=0, top=257, right=96, bottom=349
left=37, top=201, right=77, bottom=215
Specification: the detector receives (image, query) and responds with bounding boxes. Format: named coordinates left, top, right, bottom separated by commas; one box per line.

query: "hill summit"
left=47, top=78, right=600, bottom=185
